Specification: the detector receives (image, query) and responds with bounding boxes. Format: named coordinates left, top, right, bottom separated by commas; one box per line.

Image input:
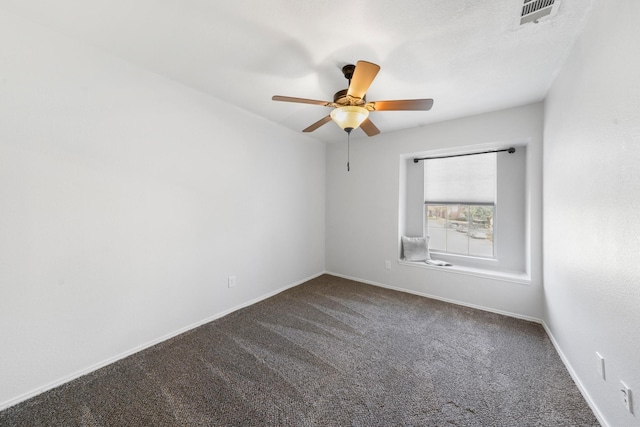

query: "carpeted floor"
left=1, top=274, right=599, bottom=426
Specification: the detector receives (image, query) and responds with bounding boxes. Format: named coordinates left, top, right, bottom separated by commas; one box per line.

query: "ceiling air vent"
left=519, top=0, right=561, bottom=25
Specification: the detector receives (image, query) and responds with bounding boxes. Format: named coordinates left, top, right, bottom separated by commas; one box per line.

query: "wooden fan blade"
left=303, top=115, right=332, bottom=132
left=360, top=118, right=380, bottom=137
left=347, top=61, right=380, bottom=100
left=367, top=99, right=434, bottom=111
left=272, top=95, right=334, bottom=107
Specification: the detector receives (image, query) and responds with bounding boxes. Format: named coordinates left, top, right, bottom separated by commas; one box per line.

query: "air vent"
left=520, top=0, right=560, bottom=25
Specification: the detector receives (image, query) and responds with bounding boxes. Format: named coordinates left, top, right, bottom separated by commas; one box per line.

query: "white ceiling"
left=0, top=0, right=594, bottom=142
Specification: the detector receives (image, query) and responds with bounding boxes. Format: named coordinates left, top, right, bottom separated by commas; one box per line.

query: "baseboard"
left=325, top=271, right=542, bottom=324
left=541, top=321, right=608, bottom=427
left=0, top=271, right=325, bottom=412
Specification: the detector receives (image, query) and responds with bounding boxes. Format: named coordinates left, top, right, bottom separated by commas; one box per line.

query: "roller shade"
left=424, top=153, right=496, bottom=204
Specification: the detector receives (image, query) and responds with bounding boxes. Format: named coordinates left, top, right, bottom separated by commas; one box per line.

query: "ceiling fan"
left=272, top=60, right=434, bottom=136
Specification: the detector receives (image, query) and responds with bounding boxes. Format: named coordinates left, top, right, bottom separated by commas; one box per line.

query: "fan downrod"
left=341, top=64, right=355, bottom=81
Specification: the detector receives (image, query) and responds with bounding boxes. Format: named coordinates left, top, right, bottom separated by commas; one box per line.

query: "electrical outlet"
left=228, top=276, right=236, bottom=288
left=595, top=352, right=605, bottom=380
left=385, top=260, right=391, bottom=270
left=620, top=381, right=633, bottom=414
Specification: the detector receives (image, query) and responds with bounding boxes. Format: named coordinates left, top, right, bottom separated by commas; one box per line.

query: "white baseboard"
left=0, top=271, right=325, bottom=412
left=325, top=271, right=542, bottom=324
left=540, top=321, right=608, bottom=427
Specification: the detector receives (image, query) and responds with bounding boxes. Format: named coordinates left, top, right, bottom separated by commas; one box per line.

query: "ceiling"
left=0, top=0, right=594, bottom=142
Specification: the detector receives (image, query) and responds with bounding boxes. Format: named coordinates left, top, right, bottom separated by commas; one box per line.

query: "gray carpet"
left=1, top=274, right=599, bottom=426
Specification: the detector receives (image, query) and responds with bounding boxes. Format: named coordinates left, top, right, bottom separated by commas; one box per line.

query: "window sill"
left=398, top=260, right=530, bottom=285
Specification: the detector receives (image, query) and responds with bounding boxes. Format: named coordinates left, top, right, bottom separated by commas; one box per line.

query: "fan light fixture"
left=330, top=106, right=369, bottom=133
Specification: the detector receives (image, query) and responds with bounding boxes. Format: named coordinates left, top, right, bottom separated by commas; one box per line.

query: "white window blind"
left=424, top=153, right=497, bottom=203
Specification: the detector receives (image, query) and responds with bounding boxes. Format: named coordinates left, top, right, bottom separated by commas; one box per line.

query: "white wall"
left=543, top=0, right=640, bottom=425
left=326, top=103, right=543, bottom=320
left=0, top=11, right=325, bottom=408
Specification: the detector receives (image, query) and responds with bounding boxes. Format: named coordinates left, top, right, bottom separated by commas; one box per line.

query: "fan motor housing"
left=335, top=64, right=367, bottom=106
left=333, top=89, right=366, bottom=106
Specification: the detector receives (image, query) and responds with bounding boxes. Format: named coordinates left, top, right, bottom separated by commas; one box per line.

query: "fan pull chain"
left=347, top=132, right=350, bottom=172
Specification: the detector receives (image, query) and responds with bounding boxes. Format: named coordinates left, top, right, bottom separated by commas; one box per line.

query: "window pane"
left=426, top=205, right=446, bottom=251
left=468, top=205, right=494, bottom=257
left=446, top=204, right=469, bottom=255
left=425, top=203, right=495, bottom=259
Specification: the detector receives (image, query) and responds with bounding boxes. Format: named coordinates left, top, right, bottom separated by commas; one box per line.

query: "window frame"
left=400, top=143, right=528, bottom=277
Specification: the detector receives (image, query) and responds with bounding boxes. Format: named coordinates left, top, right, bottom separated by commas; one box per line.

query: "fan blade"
left=360, top=118, right=380, bottom=137
left=367, top=99, right=434, bottom=111
left=347, top=61, right=380, bottom=100
left=303, top=115, right=332, bottom=132
left=272, top=95, right=334, bottom=107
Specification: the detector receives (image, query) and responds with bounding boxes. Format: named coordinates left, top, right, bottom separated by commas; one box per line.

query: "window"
left=401, top=144, right=527, bottom=275
left=424, top=153, right=496, bottom=258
